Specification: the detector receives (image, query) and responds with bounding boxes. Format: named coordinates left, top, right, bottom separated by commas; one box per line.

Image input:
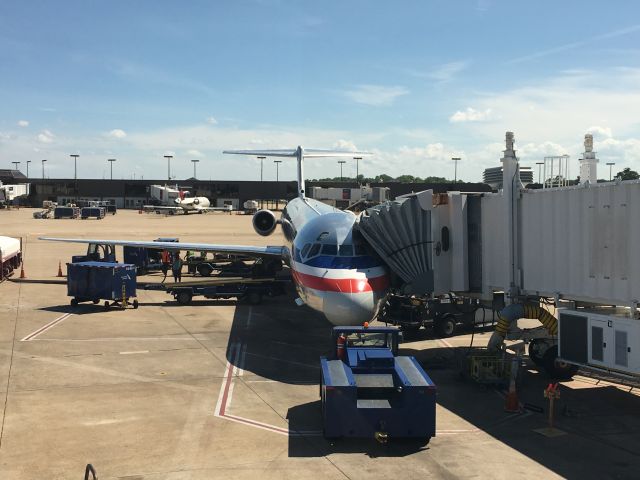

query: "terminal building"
left=8, top=177, right=491, bottom=209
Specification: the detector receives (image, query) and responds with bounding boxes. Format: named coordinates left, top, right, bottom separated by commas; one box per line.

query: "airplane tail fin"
left=223, top=147, right=371, bottom=199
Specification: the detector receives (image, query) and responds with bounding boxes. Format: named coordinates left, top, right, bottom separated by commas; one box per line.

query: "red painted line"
left=218, top=348, right=236, bottom=417
left=292, top=269, right=390, bottom=293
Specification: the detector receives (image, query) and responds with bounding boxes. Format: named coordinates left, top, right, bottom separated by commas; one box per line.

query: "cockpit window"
left=301, top=244, right=311, bottom=258
left=338, top=244, right=353, bottom=256
left=308, top=243, right=321, bottom=258
left=321, top=244, right=337, bottom=255
left=354, top=244, right=367, bottom=256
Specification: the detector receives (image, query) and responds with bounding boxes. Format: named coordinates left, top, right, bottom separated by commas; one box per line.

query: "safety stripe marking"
left=21, top=313, right=72, bottom=341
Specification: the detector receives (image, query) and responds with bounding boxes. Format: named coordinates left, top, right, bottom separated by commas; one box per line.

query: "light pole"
left=70, top=154, right=79, bottom=200
left=12, top=161, right=20, bottom=171
left=274, top=160, right=282, bottom=181
left=606, top=162, right=615, bottom=181
left=354, top=156, right=362, bottom=184
left=257, top=156, right=265, bottom=181
left=338, top=160, right=346, bottom=182
left=191, top=159, right=199, bottom=179
left=536, top=162, right=544, bottom=184
left=451, top=157, right=461, bottom=184
left=108, top=159, right=116, bottom=180
left=26, top=160, right=31, bottom=178
left=257, top=156, right=266, bottom=208
left=70, top=154, right=79, bottom=180
left=164, top=155, right=173, bottom=181
left=42, top=159, right=47, bottom=179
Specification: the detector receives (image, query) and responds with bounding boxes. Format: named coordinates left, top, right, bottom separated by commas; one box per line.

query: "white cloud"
left=107, top=129, right=127, bottom=139
left=37, top=129, right=54, bottom=143
left=205, top=116, right=218, bottom=125
left=186, top=149, right=203, bottom=157
left=406, top=61, right=469, bottom=83
left=449, top=107, right=492, bottom=123
left=17, top=120, right=29, bottom=127
left=332, top=139, right=358, bottom=151
left=587, top=125, right=613, bottom=138
left=344, top=84, right=409, bottom=106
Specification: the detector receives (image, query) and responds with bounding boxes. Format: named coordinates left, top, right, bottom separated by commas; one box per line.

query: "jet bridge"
left=357, top=131, right=640, bottom=379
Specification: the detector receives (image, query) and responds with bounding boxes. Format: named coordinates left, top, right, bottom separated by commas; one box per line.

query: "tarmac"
left=0, top=208, right=639, bottom=479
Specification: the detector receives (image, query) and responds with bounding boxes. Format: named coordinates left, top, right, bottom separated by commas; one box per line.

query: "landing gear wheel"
left=70, top=298, right=78, bottom=307
left=176, top=291, right=192, bottom=305
left=543, top=345, right=579, bottom=380
left=133, top=299, right=139, bottom=309
left=197, top=264, right=213, bottom=277
left=528, top=339, right=546, bottom=366
left=435, top=315, right=456, bottom=338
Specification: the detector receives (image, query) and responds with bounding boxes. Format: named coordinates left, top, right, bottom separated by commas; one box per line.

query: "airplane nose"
left=323, top=292, right=381, bottom=326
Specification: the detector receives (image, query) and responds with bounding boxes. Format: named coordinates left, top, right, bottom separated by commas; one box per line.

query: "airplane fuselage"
left=280, top=197, right=390, bottom=325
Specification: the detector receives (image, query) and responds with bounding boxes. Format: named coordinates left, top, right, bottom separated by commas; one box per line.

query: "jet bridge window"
left=339, top=244, right=354, bottom=257
left=321, top=244, right=337, bottom=255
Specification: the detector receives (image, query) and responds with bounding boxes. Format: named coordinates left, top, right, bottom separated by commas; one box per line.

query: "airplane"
left=41, top=147, right=391, bottom=325
left=143, top=188, right=230, bottom=214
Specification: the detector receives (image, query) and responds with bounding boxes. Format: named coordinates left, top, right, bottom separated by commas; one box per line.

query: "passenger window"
left=301, top=244, right=311, bottom=258
left=339, top=244, right=354, bottom=256
left=321, top=244, right=337, bottom=255
left=308, top=243, right=321, bottom=258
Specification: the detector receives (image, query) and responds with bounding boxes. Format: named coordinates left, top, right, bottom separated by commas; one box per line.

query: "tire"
left=133, top=299, right=139, bottom=309
left=71, top=298, right=78, bottom=307
left=528, top=339, right=546, bottom=366
left=176, top=291, right=192, bottom=305
left=435, top=315, right=456, bottom=338
left=104, top=301, right=110, bottom=310
left=542, top=345, right=579, bottom=380
left=92, top=299, right=99, bottom=305
left=197, top=264, right=213, bottom=277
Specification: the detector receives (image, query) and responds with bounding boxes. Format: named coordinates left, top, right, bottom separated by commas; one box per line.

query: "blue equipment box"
left=80, top=207, right=105, bottom=219
left=67, top=262, right=136, bottom=302
left=320, top=326, right=436, bottom=442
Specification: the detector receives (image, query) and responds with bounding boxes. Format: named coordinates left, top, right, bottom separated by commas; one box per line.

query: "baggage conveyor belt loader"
left=320, top=326, right=436, bottom=443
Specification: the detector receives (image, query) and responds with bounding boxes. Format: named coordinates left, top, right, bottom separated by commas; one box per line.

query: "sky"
left=1, top=0, right=640, bottom=182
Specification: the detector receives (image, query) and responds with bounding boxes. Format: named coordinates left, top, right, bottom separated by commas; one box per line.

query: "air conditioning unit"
left=558, top=309, right=639, bottom=377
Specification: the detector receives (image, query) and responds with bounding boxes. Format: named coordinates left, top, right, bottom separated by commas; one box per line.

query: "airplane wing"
left=39, top=237, right=287, bottom=258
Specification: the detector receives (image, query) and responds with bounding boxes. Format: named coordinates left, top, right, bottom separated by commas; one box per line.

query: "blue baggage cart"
left=67, top=261, right=138, bottom=309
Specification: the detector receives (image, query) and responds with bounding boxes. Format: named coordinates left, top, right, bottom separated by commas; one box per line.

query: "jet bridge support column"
left=501, top=131, right=522, bottom=304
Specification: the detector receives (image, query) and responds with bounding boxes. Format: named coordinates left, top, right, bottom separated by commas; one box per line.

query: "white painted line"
left=119, top=350, right=150, bottom=355
left=21, top=313, right=72, bottom=341
left=438, top=338, right=454, bottom=349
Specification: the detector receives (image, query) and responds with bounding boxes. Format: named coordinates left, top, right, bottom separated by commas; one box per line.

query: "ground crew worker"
left=172, top=252, right=183, bottom=283
left=161, top=250, right=170, bottom=283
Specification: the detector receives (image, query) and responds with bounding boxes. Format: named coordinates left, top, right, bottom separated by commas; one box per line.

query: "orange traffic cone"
left=19, top=263, right=26, bottom=279
left=57, top=261, right=63, bottom=278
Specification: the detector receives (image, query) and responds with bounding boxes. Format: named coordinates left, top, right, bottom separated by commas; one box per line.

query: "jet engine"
left=252, top=209, right=278, bottom=236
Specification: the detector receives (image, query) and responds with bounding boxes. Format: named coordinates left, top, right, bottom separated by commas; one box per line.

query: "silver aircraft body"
left=42, top=147, right=390, bottom=325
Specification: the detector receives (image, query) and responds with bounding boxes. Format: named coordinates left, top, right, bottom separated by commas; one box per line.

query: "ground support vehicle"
left=184, top=254, right=282, bottom=278
left=0, top=236, right=21, bottom=281
left=143, top=277, right=287, bottom=305
left=54, top=206, right=80, bottom=219
left=320, top=326, right=436, bottom=443
left=123, top=237, right=178, bottom=274
left=378, top=293, right=484, bottom=337
left=67, top=261, right=138, bottom=309
left=80, top=207, right=106, bottom=219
